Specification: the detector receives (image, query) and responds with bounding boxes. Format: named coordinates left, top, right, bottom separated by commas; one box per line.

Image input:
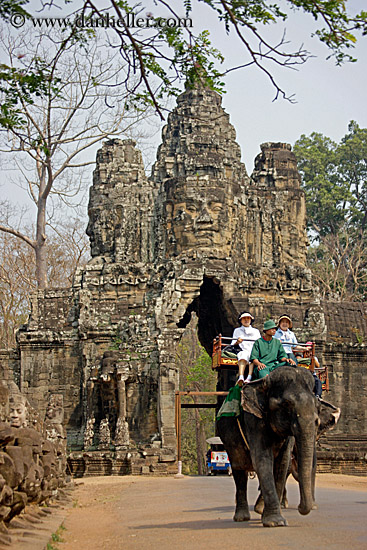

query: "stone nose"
left=195, top=208, right=213, bottom=224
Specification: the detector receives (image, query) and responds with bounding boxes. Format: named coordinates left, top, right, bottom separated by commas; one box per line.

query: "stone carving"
left=9, top=85, right=367, bottom=476
left=86, top=138, right=157, bottom=263
left=0, top=382, right=69, bottom=543
left=9, top=393, right=27, bottom=428
left=84, top=417, right=95, bottom=450
left=114, top=372, right=130, bottom=447
left=98, top=419, right=111, bottom=450
left=162, top=177, right=239, bottom=259
left=115, top=416, right=130, bottom=447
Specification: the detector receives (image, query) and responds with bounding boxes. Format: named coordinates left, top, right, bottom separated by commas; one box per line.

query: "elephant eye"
left=283, top=398, right=295, bottom=410
left=269, top=397, right=281, bottom=410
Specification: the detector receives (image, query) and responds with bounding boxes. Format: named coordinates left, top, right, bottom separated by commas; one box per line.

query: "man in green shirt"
left=250, top=320, right=296, bottom=379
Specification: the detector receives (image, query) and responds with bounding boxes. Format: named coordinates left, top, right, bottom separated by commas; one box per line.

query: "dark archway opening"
left=176, top=275, right=240, bottom=418
left=177, top=276, right=237, bottom=355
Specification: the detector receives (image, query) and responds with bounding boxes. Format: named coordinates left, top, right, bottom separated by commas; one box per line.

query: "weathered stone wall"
left=0, top=349, right=20, bottom=387
left=321, top=343, right=367, bottom=433
left=19, top=339, right=82, bottom=444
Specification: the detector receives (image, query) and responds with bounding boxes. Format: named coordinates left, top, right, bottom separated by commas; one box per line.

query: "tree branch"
left=0, top=225, right=35, bottom=249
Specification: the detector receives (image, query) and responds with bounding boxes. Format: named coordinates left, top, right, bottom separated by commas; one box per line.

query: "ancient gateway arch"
left=13, top=87, right=367, bottom=475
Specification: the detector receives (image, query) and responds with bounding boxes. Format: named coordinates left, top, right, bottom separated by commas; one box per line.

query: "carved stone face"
left=9, top=400, right=27, bottom=428
left=164, top=181, right=234, bottom=256
left=45, top=395, right=64, bottom=424
left=86, top=207, right=116, bottom=258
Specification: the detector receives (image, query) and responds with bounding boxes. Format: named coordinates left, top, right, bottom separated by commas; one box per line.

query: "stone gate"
left=3, top=86, right=367, bottom=475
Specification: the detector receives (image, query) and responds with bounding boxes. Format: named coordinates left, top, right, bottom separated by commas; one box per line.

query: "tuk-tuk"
left=206, top=436, right=232, bottom=475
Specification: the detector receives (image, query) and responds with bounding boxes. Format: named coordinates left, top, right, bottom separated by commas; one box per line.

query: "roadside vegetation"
left=176, top=314, right=217, bottom=475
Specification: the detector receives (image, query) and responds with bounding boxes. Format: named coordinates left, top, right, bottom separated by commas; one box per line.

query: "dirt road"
left=53, top=474, right=367, bottom=550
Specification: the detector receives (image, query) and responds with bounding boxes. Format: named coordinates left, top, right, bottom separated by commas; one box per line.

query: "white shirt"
left=231, top=325, right=261, bottom=358
left=274, top=328, right=298, bottom=354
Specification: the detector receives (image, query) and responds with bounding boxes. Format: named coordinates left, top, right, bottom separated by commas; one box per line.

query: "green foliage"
left=47, top=523, right=66, bottom=549
left=0, top=0, right=29, bottom=22
left=294, top=133, right=348, bottom=236
left=0, top=60, right=57, bottom=129
left=294, top=121, right=367, bottom=301
left=184, top=345, right=213, bottom=387
left=338, top=121, right=367, bottom=230
left=176, top=315, right=217, bottom=475
left=1, top=1, right=367, bottom=121
left=198, top=0, right=367, bottom=63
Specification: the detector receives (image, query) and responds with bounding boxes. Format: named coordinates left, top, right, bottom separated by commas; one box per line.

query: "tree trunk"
left=35, top=192, right=48, bottom=289
left=35, top=241, right=47, bottom=290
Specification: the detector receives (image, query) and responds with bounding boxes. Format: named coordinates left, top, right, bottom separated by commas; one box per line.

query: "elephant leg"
left=255, top=489, right=288, bottom=513
left=254, top=492, right=264, bottom=515
left=274, top=437, right=293, bottom=505
left=255, top=487, right=288, bottom=514
left=232, top=469, right=250, bottom=522
left=254, top=439, right=292, bottom=522
left=253, top=451, right=288, bottom=527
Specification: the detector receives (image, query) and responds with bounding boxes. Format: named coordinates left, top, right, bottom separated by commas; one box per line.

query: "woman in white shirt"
left=231, top=312, right=261, bottom=386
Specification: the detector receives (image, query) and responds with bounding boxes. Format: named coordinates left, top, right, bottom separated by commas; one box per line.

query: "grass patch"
left=47, top=523, right=66, bottom=549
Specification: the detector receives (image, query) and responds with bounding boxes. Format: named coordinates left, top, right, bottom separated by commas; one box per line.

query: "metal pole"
left=177, top=392, right=181, bottom=462
left=310, top=342, right=316, bottom=372
left=175, top=391, right=184, bottom=478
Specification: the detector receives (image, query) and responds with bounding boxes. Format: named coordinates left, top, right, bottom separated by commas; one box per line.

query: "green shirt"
left=250, top=337, right=287, bottom=369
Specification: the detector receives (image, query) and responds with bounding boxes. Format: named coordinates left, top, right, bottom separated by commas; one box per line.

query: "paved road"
left=58, top=474, right=367, bottom=550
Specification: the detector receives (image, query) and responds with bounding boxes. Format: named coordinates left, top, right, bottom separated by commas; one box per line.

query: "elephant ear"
left=316, top=398, right=341, bottom=439
left=241, top=379, right=267, bottom=419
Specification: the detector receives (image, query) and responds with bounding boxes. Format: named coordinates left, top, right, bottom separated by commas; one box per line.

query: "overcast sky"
left=187, top=0, right=367, bottom=174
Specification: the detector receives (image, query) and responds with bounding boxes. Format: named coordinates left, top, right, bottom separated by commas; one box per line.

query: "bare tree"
left=308, top=231, right=367, bottom=302
left=0, top=232, right=31, bottom=349
left=0, top=213, right=89, bottom=348
left=0, top=26, right=153, bottom=288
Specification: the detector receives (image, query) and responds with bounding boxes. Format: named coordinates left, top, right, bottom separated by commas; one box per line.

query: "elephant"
left=217, top=366, right=340, bottom=527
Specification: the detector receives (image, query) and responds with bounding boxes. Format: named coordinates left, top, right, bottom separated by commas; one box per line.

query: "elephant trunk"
left=295, top=429, right=316, bottom=515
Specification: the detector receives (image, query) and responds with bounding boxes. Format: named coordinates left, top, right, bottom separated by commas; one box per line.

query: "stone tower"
left=86, top=139, right=157, bottom=264
left=11, top=86, right=367, bottom=475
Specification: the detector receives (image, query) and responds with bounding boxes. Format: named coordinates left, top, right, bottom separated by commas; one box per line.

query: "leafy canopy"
left=1, top=0, right=367, bottom=123
left=294, top=122, right=367, bottom=301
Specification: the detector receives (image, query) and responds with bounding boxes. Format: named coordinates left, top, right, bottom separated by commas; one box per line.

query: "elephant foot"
left=233, top=505, right=250, bottom=522
left=312, top=502, right=318, bottom=510
left=281, top=495, right=288, bottom=509
left=298, top=504, right=312, bottom=516
left=262, top=512, right=288, bottom=527
left=254, top=494, right=264, bottom=515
